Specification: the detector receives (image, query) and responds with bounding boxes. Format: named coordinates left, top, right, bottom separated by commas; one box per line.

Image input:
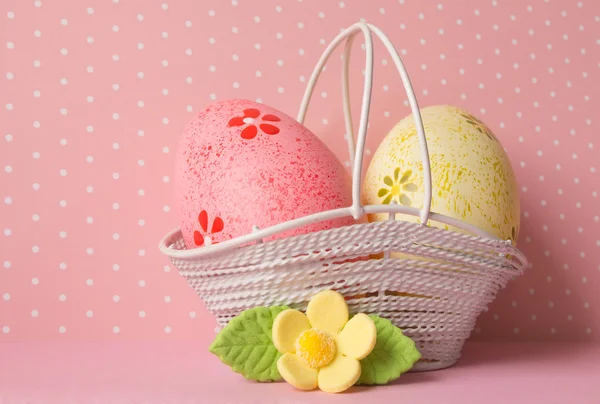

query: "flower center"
left=242, top=117, right=255, bottom=124
left=391, top=184, right=401, bottom=196
left=295, top=328, right=336, bottom=369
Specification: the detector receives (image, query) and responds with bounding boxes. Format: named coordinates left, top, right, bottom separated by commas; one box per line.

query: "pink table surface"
left=0, top=341, right=598, bottom=404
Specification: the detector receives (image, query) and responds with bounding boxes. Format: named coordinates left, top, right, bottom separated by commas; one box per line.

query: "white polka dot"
left=32, top=245, right=39, bottom=253
left=161, top=3, right=168, bottom=10
left=58, top=326, right=66, bottom=334
left=2, top=326, right=9, bottom=334
left=113, top=202, right=120, bottom=210
left=164, top=296, right=171, bottom=303
left=163, top=205, right=170, bottom=213
left=113, top=326, right=120, bottom=334
left=86, top=248, right=93, bottom=255
left=86, top=310, right=93, bottom=318
left=189, top=311, right=197, bottom=318
left=113, top=295, right=120, bottom=302
left=137, top=14, right=143, bottom=21
left=59, top=294, right=66, bottom=302
left=138, top=249, right=145, bottom=256
left=161, top=32, right=168, bottom=39
left=165, top=326, right=172, bottom=333
left=112, top=264, right=120, bottom=271
left=3, top=261, right=10, bottom=268
left=139, top=310, right=146, bottom=318
left=3, top=293, right=10, bottom=301
left=59, top=262, right=66, bottom=270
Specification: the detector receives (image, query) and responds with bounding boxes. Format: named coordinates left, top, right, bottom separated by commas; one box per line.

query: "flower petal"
left=336, top=313, right=376, bottom=360
left=402, top=183, right=418, bottom=192
left=306, top=290, right=348, bottom=336
left=377, top=188, right=389, bottom=198
left=272, top=309, right=311, bottom=354
left=399, top=194, right=412, bottom=206
left=317, top=355, right=361, bottom=394
left=382, top=194, right=392, bottom=204
left=228, top=117, right=245, bottom=127
left=211, top=217, right=224, bottom=233
left=198, top=210, right=208, bottom=233
left=244, top=108, right=261, bottom=118
left=241, top=125, right=258, bottom=140
left=193, top=231, right=204, bottom=246
left=399, top=170, right=412, bottom=184
left=383, top=176, right=393, bottom=186
left=394, top=167, right=400, bottom=181
left=262, top=114, right=281, bottom=122
left=277, top=353, right=318, bottom=391
left=260, top=123, right=280, bottom=135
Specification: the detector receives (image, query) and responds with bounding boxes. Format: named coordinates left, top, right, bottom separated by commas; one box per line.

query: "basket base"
left=410, top=358, right=458, bottom=372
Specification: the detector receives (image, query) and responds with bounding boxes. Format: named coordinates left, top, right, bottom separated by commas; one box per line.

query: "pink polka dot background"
left=0, top=0, right=598, bottom=341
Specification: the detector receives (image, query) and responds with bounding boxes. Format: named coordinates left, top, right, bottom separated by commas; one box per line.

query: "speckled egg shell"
left=175, top=99, right=356, bottom=250
left=362, top=105, right=520, bottom=244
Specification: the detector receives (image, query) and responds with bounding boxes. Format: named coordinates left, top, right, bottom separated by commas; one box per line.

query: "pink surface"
left=0, top=341, right=598, bottom=403
left=1, top=0, right=599, bottom=341
left=175, top=99, right=354, bottom=249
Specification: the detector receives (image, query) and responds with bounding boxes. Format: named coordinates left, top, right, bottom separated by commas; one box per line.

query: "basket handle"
left=297, top=22, right=433, bottom=226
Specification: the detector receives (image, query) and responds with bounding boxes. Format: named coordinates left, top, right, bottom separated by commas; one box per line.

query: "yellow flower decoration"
left=378, top=167, right=418, bottom=206
left=272, top=290, right=377, bottom=394
left=460, top=112, right=498, bottom=142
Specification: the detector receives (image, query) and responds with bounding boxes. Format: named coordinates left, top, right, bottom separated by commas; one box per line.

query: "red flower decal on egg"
left=193, top=210, right=224, bottom=247
left=228, top=108, right=281, bottom=140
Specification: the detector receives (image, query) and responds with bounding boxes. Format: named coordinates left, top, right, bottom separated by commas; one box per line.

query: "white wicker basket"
left=159, top=22, right=527, bottom=372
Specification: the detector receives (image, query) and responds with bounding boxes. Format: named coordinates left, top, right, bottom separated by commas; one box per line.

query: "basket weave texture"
left=162, top=219, right=526, bottom=371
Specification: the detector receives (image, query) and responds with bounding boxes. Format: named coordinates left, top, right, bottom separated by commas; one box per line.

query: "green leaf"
left=209, top=306, right=288, bottom=382
left=357, top=314, right=421, bottom=385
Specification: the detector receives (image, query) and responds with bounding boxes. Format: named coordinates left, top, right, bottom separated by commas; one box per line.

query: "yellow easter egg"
left=362, top=105, right=520, bottom=244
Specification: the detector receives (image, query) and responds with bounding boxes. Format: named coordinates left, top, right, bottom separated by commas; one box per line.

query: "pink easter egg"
left=174, top=99, right=355, bottom=250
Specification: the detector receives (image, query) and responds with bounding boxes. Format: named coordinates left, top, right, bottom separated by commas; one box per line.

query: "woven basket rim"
left=159, top=219, right=527, bottom=268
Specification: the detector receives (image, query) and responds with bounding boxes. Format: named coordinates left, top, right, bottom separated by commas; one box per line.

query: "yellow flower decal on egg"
left=461, top=113, right=498, bottom=142
left=377, top=167, right=418, bottom=206
left=272, top=290, right=377, bottom=394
